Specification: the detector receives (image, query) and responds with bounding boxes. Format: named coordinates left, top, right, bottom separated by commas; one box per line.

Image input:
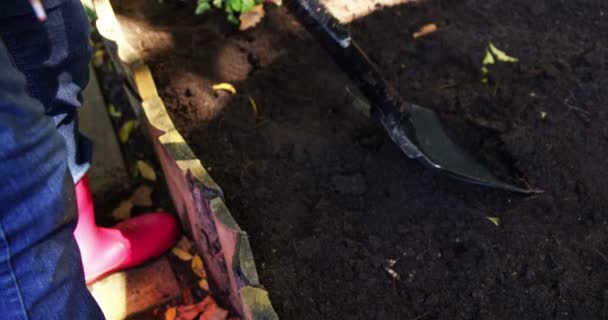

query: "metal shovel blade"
left=288, top=0, right=531, bottom=193
left=379, top=103, right=530, bottom=193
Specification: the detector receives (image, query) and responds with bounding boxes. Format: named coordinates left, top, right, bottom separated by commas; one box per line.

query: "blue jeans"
left=0, top=0, right=103, bottom=319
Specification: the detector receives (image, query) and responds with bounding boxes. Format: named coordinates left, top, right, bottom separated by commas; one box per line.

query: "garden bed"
left=112, top=0, right=608, bottom=318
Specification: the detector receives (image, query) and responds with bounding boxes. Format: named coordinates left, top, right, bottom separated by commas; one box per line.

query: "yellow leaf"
left=486, top=216, right=500, bottom=227
left=412, top=23, right=438, bottom=39
left=93, top=49, right=104, bottom=67
left=172, top=247, right=193, bottom=261
left=118, top=120, right=138, bottom=143
left=136, top=160, right=157, bottom=181
left=488, top=42, right=519, bottom=63
left=482, top=48, right=495, bottom=67
left=164, top=307, right=177, bottom=320
left=198, top=278, right=209, bottom=291
left=112, top=200, right=133, bottom=220
left=239, top=4, right=265, bottom=31
left=108, top=104, right=122, bottom=118
left=212, top=83, right=237, bottom=95
left=191, top=255, right=206, bottom=278
left=248, top=96, right=258, bottom=116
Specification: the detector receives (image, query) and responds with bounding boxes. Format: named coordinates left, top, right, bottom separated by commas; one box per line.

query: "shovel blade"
left=379, top=103, right=531, bottom=193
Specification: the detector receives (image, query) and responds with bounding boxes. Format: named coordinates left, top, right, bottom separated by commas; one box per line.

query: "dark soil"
left=112, top=0, right=608, bottom=319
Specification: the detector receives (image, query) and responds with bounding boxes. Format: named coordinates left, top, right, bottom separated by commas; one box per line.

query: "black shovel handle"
left=285, top=0, right=410, bottom=121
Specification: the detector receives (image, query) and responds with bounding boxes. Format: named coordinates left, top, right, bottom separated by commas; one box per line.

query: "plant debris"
left=239, top=4, right=265, bottom=30
left=212, top=83, right=237, bottom=94
left=136, top=160, right=157, bottom=181
left=486, top=216, right=501, bottom=227
left=412, top=23, right=438, bottom=38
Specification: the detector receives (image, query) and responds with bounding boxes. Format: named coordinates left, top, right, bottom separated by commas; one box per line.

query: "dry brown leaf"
left=199, top=303, right=229, bottom=320
left=239, top=4, right=265, bottom=31
left=130, top=184, right=154, bottom=207
left=176, top=236, right=193, bottom=252
left=413, top=23, right=438, bottom=38
left=172, top=248, right=194, bottom=261
left=165, top=307, right=177, bottom=320
left=112, top=200, right=134, bottom=220
left=176, top=296, right=214, bottom=320
left=191, top=255, right=206, bottom=278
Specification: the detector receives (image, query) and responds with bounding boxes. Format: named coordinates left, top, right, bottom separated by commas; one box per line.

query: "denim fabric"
left=0, top=0, right=93, bottom=184
left=0, top=38, right=104, bottom=319
left=0, top=1, right=66, bottom=19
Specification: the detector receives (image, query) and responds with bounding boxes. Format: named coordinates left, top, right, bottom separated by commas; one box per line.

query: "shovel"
left=286, top=0, right=531, bottom=193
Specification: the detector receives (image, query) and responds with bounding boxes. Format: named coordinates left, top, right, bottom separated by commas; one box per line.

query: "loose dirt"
left=112, top=0, right=608, bottom=318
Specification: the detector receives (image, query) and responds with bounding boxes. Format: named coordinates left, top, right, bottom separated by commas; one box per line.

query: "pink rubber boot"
left=73, top=175, right=180, bottom=284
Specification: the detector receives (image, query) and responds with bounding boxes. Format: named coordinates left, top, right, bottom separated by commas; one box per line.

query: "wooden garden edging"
left=91, top=1, right=278, bottom=318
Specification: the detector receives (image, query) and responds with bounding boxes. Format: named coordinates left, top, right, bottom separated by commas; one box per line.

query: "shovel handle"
left=286, top=0, right=409, bottom=119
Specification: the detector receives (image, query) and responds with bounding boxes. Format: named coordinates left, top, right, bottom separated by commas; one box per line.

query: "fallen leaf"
left=176, top=296, right=214, bottom=320
left=482, top=47, right=495, bottom=67
left=239, top=4, right=265, bottom=31
left=412, top=23, right=438, bottom=38
left=198, top=278, right=209, bottom=291
left=248, top=95, right=258, bottom=115
left=488, top=42, right=519, bottom=63
left=165, top=307, right=177, bottom=320
left=119, top=120, right=138, bottom=143
left=108, top=104, right=122, bottom=118
left=93, top=49, right=105, bottom=67
left=212, top=83, right=236, bottom=95
left=486, top=216, right=500, bottom=227
left=137, top=160, right=157, bottom=181
left=112, top=200, right=134, bottom=220
left=130, top=184, right=154, bottom=207
left=191, top=255, right=206, bottom=278
left=199, top=303, right=229, bottom=320
left=172, top=247, right=194, bottom=261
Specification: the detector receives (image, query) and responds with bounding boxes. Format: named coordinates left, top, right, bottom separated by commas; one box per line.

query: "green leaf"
left=486, top=216, right=500, bottom=227
left=108, top=104, right=122, bottom=118
left=227, top=0, right=242, bottom=12
left=482, top=47, right=495, bottom=67
left=227, top=11, right=239, bottom=24
left=241, top=0, right=255, bottom=12
left=488, top=42, right=519, bottom=63
left=212, top=0, right=223, bottom=8
left=195, top=0, right=212, bottom=15
left=83, top=5, right=97, bottom=23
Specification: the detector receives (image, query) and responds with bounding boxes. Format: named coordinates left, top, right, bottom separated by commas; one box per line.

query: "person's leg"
left=0, top=0, right=179, bottom=284
left=0, top=39, right=104, bottom=319
left=0, top=0, right=92, bottom=183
